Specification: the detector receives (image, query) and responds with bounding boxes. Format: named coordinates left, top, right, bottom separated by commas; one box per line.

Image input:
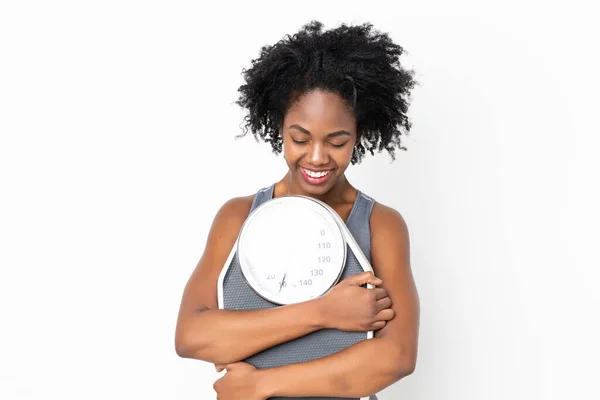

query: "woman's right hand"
left=316, top=271, right=395, bottom=332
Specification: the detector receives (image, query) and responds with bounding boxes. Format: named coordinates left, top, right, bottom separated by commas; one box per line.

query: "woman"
left=175, top=21, right=420, bottom=399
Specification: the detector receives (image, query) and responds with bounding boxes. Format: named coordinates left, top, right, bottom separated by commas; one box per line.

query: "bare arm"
left=245, top=204, right=421, bottom=398
left=174, top=196, right=329, bottom=365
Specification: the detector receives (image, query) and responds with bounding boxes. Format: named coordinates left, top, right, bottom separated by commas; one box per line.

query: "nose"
left=307, top=141, right=329, bottom=166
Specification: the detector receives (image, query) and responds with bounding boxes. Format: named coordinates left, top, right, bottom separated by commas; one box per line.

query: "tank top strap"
left=249, top=183, right=275, bottom=212
left=345, top=190, right=376, bottom=262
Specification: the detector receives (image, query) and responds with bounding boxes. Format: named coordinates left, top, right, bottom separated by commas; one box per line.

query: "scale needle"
left=278, top=273, right=287, bottom=293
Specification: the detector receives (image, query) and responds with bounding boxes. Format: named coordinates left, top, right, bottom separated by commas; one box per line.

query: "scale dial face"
left=237, top=196, right=347, bottom=305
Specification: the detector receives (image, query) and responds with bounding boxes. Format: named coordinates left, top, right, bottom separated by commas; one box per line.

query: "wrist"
left=308, top=296, right=329, bottom=329
left=255, top=368, right=277, bottom=398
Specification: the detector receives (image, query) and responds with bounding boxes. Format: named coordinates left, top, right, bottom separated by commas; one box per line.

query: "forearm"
left=175, top=299, right=324, bottom=365
left=257, top=337, right=413, bottom=398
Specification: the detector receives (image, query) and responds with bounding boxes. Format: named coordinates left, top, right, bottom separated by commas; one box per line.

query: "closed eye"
left=291, top=137, right=308, bottom=145
left=330, top=142, right=348, bottom=148
left=290, top=135, right=349, bottom=148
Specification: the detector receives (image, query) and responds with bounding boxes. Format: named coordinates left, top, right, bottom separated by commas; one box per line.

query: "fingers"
left=368, top=308, right=395, bottom=331
left=365, top=272, right=383, bottom=286
left=373, top=287, right=388, bottom=300
left=347, top=271, right=383, bottom=286
left=375, top=295, right=393, bottom=312
left=370, top=320, right=387, bottom=330
left=375, top=307, right=395, bottom=322
left=215, top=364, right=233, bottom=372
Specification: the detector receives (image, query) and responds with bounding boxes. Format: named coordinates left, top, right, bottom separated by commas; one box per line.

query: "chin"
left=301, top=184, right=331, bottom=196
left=295, top=173, right=337, bottom=196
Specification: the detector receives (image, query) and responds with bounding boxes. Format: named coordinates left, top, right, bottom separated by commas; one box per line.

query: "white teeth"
left=303, top=168, right=330, bottom=178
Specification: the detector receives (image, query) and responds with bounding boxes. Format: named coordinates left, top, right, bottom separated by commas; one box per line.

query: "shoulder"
left=215, top=194, right=255, bottom=222
left=208, top=184, right=274, bottom=243
left=370, top=201, right=409, bottom=237
left=369, top=200, right=411, bottom=261
left=209, top=194, right=255, bottom=240
left=209, top=184, right=273, bottom=235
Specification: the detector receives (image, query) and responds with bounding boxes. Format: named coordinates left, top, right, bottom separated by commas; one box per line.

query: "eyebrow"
left=289, top=124, right=352, bottom=138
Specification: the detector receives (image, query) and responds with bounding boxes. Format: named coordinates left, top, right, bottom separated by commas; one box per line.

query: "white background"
left=1, top=1, right=598, bottom=399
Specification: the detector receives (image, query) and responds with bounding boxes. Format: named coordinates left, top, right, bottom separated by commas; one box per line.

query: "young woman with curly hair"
left=175, top=20, right=421, bottom=400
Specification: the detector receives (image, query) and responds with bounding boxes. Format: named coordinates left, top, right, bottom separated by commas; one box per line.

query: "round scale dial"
left=237, top=196, right=347, bottom=305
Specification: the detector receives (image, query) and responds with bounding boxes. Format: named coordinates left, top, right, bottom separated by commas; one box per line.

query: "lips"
left=300, top=167, right=333, bottom=185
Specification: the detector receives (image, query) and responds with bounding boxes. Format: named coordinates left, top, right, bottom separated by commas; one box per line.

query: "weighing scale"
left=217, top=195, right=375, bottom=400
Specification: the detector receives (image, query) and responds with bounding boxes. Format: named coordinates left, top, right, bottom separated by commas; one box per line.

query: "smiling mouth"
left=301, top=167, right=332, bottom=178
left=299, top=167, right=334, bottom=184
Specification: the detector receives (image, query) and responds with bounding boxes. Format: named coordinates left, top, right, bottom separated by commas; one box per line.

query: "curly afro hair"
left=235, top=20, right=418, bottom=164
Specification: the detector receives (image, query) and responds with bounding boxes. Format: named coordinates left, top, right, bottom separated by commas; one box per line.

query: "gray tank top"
left=220, top=183, right=378, bottom=400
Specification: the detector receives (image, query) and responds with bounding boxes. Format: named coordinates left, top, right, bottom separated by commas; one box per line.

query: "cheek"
left=332, top=148, right=354, bottom=172
left=341, top=142, right=356, bottom=164
left=282, top=141, right=298, bottom=164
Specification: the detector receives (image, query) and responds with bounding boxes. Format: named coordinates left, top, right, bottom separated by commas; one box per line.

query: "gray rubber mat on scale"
left=221, top=244, right=371, bottom=400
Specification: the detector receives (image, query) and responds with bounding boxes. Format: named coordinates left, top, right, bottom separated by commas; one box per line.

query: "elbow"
left=174, top=329, right=194, bottom=359
left=174, top=323, right=206, bottom=360
left=174, top=326, right=230, bottom=364
left=399, top=358, right=416, bottom=377
left=175, top=345, right=188, bottom=359
left=388, top=346, right=417, bottom=381
left=175, top=334, right=211, bottom=361
left=175, top=342, right=191, bottom=359
left=397, top=356, right=417, bottom=380
left=386, top=358, right=416, bottom=383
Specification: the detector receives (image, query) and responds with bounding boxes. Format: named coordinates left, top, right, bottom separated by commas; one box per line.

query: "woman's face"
left=281, top=89, right=357, bottom=197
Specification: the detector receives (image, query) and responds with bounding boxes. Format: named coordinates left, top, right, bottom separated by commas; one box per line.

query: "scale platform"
left=217, top=195, right=375, bottom=400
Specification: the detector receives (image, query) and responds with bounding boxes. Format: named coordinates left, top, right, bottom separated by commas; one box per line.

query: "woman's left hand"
left=213, top=361, right=267, bottom=400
